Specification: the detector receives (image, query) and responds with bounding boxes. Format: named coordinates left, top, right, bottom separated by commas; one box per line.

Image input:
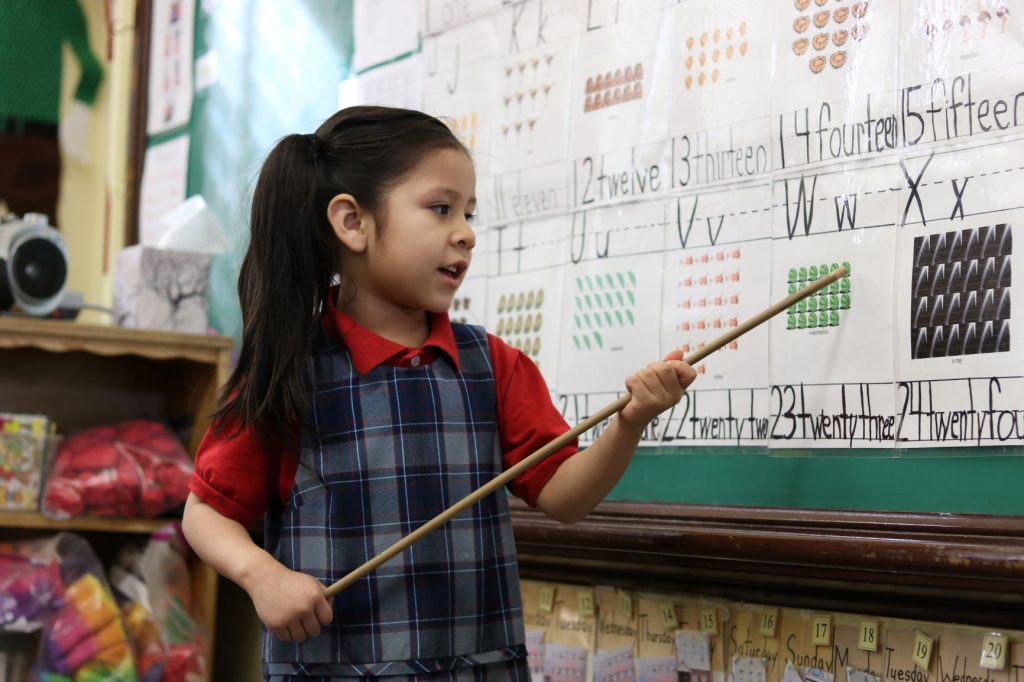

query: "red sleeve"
left=188, top=419, right=297, bottom=527
left=488, top=333, right=579, bottom=506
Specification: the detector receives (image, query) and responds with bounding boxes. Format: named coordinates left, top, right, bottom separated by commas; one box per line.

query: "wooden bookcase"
left=0, top=317, right=233, bottom=681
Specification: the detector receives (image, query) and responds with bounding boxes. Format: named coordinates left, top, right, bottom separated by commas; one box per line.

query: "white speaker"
left=0, top=213, right=69, bottom=316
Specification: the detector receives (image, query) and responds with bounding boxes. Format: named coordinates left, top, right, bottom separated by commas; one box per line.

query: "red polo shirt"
left=189, top=297, right=578, bottom=527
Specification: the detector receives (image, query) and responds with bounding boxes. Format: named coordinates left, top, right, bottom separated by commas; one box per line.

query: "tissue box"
left=113, top=245, right=211, bottom=334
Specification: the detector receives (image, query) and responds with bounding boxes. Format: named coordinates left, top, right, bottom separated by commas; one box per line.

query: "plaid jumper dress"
left=263, top=324, right=530, bottom=680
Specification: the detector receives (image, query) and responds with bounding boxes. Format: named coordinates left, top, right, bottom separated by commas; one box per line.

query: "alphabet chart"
left=339, top=0, right=1024, bottom=450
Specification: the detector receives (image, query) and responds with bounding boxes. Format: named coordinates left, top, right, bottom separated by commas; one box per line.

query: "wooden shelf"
left=0, top=317, right=233, bottom=681
left=0, top=511, right=172, bottom=534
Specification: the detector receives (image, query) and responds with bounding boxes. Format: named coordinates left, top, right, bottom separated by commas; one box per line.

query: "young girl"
left=181, top=105, right=696, bottom=680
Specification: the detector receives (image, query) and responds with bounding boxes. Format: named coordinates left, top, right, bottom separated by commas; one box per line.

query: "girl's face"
left=360, top=147, right=478, bottom=319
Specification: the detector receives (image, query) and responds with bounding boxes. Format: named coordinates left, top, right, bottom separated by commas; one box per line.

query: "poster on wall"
left=670, top=0, right=775, bottom=190
left=893, top=139, right=1023, bottom=447
left=768, top=160, right=900, bottom=448
left=659, top=184, right=774, bottom=446
left=139, top=135, right=190, bottom=246
left=147, top=0, right=195, bottom=135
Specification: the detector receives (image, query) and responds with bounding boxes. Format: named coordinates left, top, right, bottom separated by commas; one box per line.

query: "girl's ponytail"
left=215, top=133, right=337, bottom=447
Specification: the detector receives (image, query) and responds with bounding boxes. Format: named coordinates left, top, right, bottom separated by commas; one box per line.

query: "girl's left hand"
left=618, top=349, right=697, bottom=433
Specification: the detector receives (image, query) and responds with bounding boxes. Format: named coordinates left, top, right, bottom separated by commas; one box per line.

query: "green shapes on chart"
left=596, top=275, right=605, bottom=290
left=818, top=312, right=828, bottom=327
left=616, top=291, right=625, bottom=307
left=572, top=336, right=580, bottom=350
left=628, top=271, right=637, bottom=286
left=593, top=294, right=602, bottom=308
left=617, top=272, right=626, bottom=288
left=796, top=299, right=806, bottom=313
left=808, top=265, right=818, bottom=279
left=583, top=336, right=592, bottom=350
left=594, top=313, right=603, bottom=327
left=840, top=277, right=851, bottom=293
left=594, top=331, right=603, bottom=349
left=575, top=295, right=583, bottom=310
left=585, top=294, right=593, bottom=308
left=843, top=261, right=851, bottom=274
left=840, top=294, right=851, bottom=309
left=574, top=314, right=582, bottom=329
left=615, top=310, right=624, bottom=325
left=798, top=313, right=807, bottom=329
left=807, top=297, right=818, bottom=312
left=605, top=273, right=615, bottom=289
left=829, top=281, right=839, bottom=293
left=627, top=290, right=635, bottom=306
left=605, top=292, right=615, bottom=307
left=788, top=268, right=798, bottom=283
left=799, top=266, right=808, bottom=281
left=576, top=277, right=584, bottom=292
left=829, top=294, right=839, bottom=310
left=583, top=313, right=592, bottom=328
left=604, top=311, right=614, bottom=327
left=625, top=309, right=634, bottom=324
left=586, top=276, right=595, bottom=291
left=787, top=314, right=797, bottom=329
left=830, top=262, right=840, bottom=273
left=829, top=311, right=840, bottom=326
left=788, top=283, right=798, bottom=295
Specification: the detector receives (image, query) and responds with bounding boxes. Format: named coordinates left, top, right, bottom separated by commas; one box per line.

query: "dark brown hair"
left=215, top=106, right=468, bottom=447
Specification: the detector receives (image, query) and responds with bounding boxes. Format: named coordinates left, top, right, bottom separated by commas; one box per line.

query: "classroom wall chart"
left=344, top=0, right=1023, bottom=450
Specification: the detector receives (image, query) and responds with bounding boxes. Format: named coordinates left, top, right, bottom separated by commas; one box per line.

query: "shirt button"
left=410, top=355, right=421, bottom=366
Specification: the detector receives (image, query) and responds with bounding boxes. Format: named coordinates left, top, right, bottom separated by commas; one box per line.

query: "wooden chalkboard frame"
left=510, top=498, right=1024, bottom=629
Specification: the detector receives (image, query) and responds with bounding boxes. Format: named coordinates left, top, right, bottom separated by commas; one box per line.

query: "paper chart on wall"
left=555, top=202, right=666, bottom=422
left=423, top=16, right=501, bottom=176
left=485, top=267, right=565, bottom=387
left=489, top=2, right=579, bottom=226
left=660, top=184, right=773, bottom=446
left=147, top=0, right=195, bottom=135
left=353, top=0, right=420, bottom=73
left=425, top=0, right=501, bottom=36
left=569, top=8, right=675, bottom=210
left=769, top=161, right=900, bottom=448
left=338, top=55, right=425, bottom=111
left=893, top=139, right=1024, bottom=447
left=771, top=0, right=900, bottom=171
left=899, top=0, right=1024, bottom=152
left=670, top=0, right=774, bottom=189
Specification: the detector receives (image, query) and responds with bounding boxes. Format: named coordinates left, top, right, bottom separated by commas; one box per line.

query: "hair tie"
left=305, top=134, right=323, bottom=160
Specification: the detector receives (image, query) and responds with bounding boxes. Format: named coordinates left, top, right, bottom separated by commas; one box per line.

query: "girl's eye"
left=431, top=204, right=450, bottom=216
left=465, top=213, right=477, bottom=223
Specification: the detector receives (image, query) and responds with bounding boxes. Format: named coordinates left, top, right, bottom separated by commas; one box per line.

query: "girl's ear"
left=327, top=193, right=373, bottom=253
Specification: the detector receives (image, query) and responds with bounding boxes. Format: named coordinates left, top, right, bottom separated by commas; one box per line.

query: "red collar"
left=322, top=289, right=461, bottom=375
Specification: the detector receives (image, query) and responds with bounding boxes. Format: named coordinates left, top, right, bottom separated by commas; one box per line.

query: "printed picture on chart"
left=769, top=162, right=900, bottom=448
left=569, top=8, right=675, bottom=159
left=893, top=141, right=1023, bottom=447
left=670, top=0, right=773, bottom=186
left=485, top=267, right=565, bottom=387
left=898, top=0, right=1024, bottom=150
left=772, top=0, right=900, bottom=169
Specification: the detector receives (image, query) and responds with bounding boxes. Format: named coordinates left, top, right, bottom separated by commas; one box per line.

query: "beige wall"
left=56, top=0, right=135, bottom=324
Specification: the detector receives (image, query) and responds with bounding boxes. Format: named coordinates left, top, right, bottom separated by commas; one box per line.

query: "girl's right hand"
left=246, top=559, right=334, bottom=642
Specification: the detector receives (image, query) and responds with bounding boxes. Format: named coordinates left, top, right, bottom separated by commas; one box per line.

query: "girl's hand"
left=245, top=559, right=334, bottom=642
left=618, top=348, right=697, bottom=433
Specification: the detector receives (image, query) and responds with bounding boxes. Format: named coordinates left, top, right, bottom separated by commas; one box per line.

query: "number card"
left=539, top=585, right=555, bottom=613
left=858, top=620, right=879, bottom=652
left=912, top=631, right=934, bottom=671
left=759, top=607, right=778, bottom=637
left=812, top=615, right=833, bottom=646
left=661, top=602, right=679, bottom=630
left=577, top=588, right=595, bottom=618
left=980, top=632, right=1008, bottom=670
left=618, top=589, right=633, bottom=619
left=701, top=607, right=718, bottom=633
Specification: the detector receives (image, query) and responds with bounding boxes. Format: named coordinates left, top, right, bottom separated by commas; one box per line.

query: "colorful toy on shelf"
left=0, top=412, right=53, bottom=511
left=0, top=543, right=64, bottom=632
left=42, top=419, right=193, bottom=519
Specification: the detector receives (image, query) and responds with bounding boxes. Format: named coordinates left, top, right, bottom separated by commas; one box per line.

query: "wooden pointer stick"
left=323, top=265, right=849, bottom=598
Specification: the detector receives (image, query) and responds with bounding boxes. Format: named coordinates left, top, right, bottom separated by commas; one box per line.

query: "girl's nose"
left=455, top=221, right=476, bottom=250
